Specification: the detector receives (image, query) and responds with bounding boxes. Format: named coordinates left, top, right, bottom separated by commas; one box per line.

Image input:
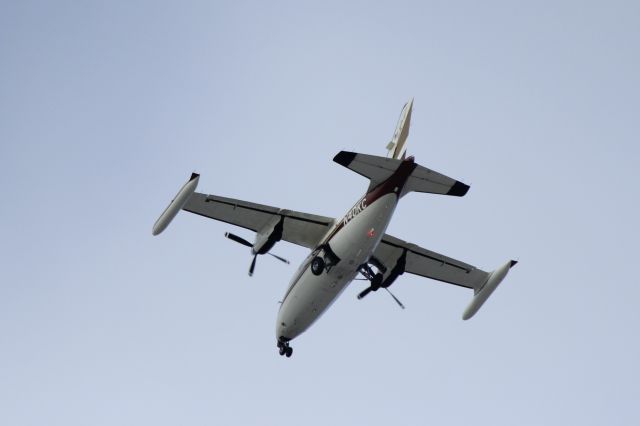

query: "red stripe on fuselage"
left=279, top=157, right=417, bottom=308
left=325, top=156, right=417, bottom=242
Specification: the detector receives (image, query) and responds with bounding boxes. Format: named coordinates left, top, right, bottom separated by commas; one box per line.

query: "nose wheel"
left=277, top=338, right=293, bottom=358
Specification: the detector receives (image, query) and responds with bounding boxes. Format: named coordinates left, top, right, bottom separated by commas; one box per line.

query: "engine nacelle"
left=380, top=250, right=407, bottom=288
left=252, top=215, right=284, bottom=254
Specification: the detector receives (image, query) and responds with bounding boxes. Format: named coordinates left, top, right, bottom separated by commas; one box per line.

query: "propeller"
left=356, top=275, right=405, bottom=309
left=225, top=232, right=252, bottom=247
left=384, top=287, right=405, bottom=309
left=268, top=253, right=290, bottom=264
left=225, top=232, right=289, bottom=276
left=357, top=286, right=373, bottom=300
left=249, top=254, right=258, bottom=276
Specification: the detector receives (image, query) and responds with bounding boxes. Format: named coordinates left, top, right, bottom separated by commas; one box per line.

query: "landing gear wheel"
left=277, top=337, right=293, bottom=357
left=311, top=256, right=325, bottom=276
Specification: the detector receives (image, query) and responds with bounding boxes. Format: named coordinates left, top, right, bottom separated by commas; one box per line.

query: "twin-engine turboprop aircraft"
left=153, top=100, right=517, bottom=358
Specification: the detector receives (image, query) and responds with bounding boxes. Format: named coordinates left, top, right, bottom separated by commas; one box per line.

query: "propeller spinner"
left=225, top=232, right=289, bottom=276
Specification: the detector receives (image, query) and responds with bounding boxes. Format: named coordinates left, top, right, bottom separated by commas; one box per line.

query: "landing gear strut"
left=277, top=338, right=293, bottom=358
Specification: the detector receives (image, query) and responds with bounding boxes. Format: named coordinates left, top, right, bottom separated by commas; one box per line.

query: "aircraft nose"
left=276, top=319, right=290, bottom=341
left=277, top=295, right=306, bottom=342
left=276, top=306, right=298, bottom=342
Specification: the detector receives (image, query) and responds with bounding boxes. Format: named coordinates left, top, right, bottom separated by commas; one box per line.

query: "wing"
left=182, top=192, right=334, bottom=249
left=371, top=233, right=518, bottom=320
left=372, top=233, right=491, bottom=290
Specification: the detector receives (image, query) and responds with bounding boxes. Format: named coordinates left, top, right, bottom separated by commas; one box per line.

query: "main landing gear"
left=310, top=244, right=340, bottom=276
left=277, top=338, right=293, bottom=358
left=311, top=256, right=325, bottom=276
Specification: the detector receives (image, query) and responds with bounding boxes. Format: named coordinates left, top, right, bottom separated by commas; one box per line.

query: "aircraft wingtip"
left=333, top=151, right=357, bottom=167
left=447, top=181, right=470, bottom=197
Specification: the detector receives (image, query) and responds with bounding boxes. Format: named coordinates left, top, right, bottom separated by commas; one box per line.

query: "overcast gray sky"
left=1, top=1, right=639, bottom=425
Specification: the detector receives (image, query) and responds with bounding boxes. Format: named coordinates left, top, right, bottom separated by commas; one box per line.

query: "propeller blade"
left=225, top=232, right=252, bottom=248
left=357, top=286, right=373, bottom=300
left=268, top=253, right=290, bottom=264
left=384, top=287, right=405, bottom=309
left=248, top=254, right=258, bottom=276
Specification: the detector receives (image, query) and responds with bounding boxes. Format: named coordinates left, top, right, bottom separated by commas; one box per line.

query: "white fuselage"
left=276, top=192, right=398, bottom=341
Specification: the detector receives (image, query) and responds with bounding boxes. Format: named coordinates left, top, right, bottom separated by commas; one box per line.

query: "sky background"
left=1, top=1, right=639, bottom=425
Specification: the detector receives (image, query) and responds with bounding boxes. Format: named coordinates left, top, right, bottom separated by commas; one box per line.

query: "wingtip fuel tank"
left=462, top=260, right=517, bottom=320
left=152, top=173, right=200, bottom=236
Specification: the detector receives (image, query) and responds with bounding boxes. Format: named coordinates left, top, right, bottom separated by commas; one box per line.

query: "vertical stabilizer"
left=386, top=98, right=413, bottom=159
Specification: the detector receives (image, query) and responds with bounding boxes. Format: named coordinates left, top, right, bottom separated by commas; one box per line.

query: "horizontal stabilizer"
left=462, top=260, right=517, bottom=320
left=404, top=163, right=469, bottom=197
left=333, top=151, right=469, bottom=197
left=334, top=151, right=398, bottom=189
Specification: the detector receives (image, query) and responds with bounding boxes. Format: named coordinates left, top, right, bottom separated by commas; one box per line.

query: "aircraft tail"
left=386, top=99, right=413, bottom=159
left=335, top=98, right=469, bottom=197
left=333, top=151, right=469, bottom=197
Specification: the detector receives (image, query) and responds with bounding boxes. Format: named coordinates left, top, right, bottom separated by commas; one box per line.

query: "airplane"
left=152, top=99, right=517, bottom=358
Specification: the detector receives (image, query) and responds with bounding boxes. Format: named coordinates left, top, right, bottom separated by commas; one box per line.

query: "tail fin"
left=386, top=99, right=413, bottom=159
left=335, top=98, right=469, bottom=196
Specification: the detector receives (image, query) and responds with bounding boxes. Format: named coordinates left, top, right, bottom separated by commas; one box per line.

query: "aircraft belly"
left=277, top=270, right=355, bottom=339
left=276, top=194, right=397, bottom=341
left=330, top=193, right=397, bottom=265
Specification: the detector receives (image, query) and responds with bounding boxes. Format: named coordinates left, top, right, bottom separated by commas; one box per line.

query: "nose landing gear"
left=277, top=338, right=293, bottom=358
